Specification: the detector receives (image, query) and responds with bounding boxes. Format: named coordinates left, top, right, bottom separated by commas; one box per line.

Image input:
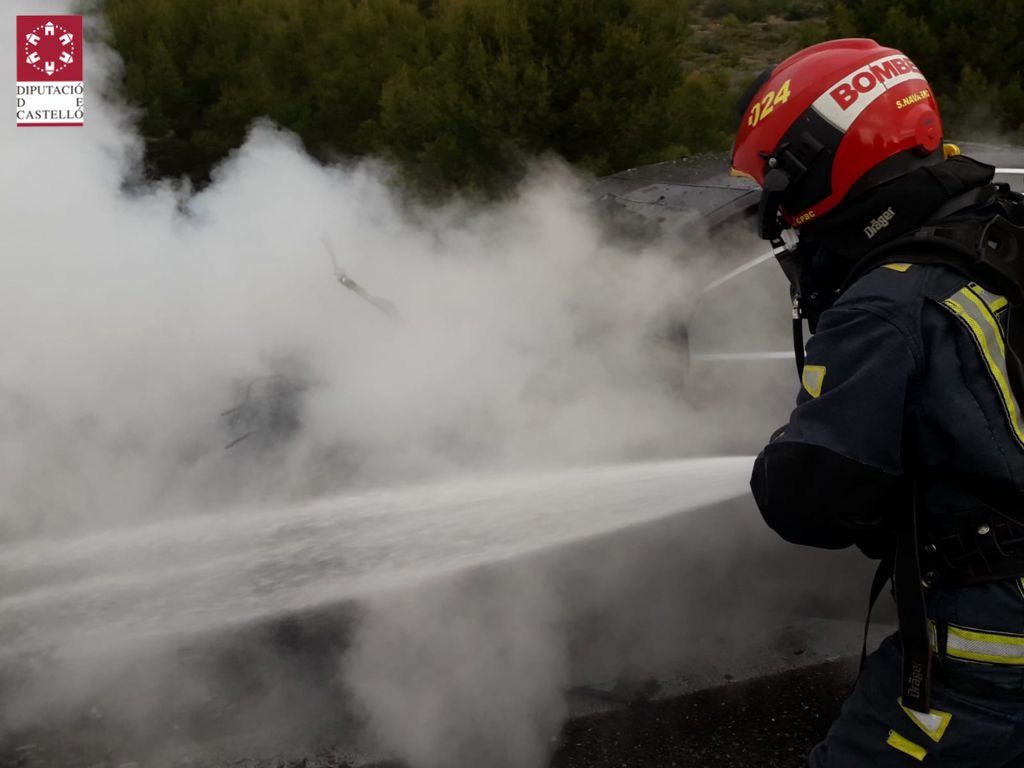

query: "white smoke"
left=344, top=569, right=569, bottom=768
left=0, top=7, right=792, bottom=768
left=2, top=96, right=701, bottom=539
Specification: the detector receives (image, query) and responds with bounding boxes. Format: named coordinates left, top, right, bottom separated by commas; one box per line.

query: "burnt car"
left=222, top=143, right=1024, bottom=456
left=592, top=141, right=1024, bottom=452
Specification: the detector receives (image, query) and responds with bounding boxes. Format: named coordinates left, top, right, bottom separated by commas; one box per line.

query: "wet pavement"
left=218, top=657, right=854, bottom=768
left=0, top=657, right=854, bottom=768
left=550, top=658, right=853, bottom=768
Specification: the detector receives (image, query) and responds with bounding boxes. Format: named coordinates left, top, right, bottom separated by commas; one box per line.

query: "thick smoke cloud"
left=0, top=7, right=787, bottom=768
left=2, top=118, right=703, bottom=538
left=344, top=568, right=568, bottom=768
left=2, top=73, right=705, bottom=540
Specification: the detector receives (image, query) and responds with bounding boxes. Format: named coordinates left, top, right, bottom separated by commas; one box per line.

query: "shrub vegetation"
left=105, top=0, right=742, bottom=195
left=111, top=1, right=1022, bottom=195
left=829, top=1, right=1024, bottom=140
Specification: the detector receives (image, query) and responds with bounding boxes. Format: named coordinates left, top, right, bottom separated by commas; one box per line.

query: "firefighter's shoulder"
left=846, top=260, right=973, bottom=308
left=834, top=259, right=933, bottom=320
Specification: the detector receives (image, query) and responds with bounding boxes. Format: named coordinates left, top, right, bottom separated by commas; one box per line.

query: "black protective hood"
left=786, top=156, right=996, bottom=330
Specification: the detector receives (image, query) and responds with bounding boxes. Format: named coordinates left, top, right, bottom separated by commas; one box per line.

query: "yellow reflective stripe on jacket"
left=898, top=698, right=952, bottom=743
left=886, top=730, right=927, bottom=761
left=947, top=624, right=1024, bottom=665
left=932, top=620, right=1024, bottom=665
left=941, top=286, right=1024, bottom=448
left=883, top=262, right=912, bottom=272
left=801, top=365, right=826, bottom=398
left=969, top=282, right=1009, bottom=313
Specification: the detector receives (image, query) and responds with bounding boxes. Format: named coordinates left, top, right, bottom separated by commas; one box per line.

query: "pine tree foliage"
left=104, top=0, right=741, bottom=195
left=829, top=0, right=1024, bottom=141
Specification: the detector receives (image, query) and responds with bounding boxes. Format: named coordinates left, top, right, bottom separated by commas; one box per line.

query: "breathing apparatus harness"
left=879, top=185, right=1024, bottom=710
left=761, top=156, right=1002, bottom=378
left=764, top=158, right=1024, bottom=711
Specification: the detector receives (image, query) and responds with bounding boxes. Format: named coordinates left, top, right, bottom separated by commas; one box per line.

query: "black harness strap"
left=858, top=485, right=931, bottom=713
left=860, top=550, right=895, bottom=674
left=895, top=485, right=932, bottom=712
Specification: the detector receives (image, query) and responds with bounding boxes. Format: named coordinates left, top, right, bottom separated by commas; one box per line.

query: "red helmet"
left=731, top=38, right=943, bottom=237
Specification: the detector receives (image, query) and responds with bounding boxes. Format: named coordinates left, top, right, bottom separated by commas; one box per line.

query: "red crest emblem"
left=17, top=16, right=83, bottom=81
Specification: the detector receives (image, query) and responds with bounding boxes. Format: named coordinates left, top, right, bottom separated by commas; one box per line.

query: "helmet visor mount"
left=758, top=164, right=790, bottom=242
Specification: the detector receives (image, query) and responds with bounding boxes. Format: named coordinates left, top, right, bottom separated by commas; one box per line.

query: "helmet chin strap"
left=778, top=241, right=806, bottom=378
left=761, top=205, right=806, bottom=376
left=760, top=179, right=806, bottom=378
left=790, top=290, right=806, bottom=378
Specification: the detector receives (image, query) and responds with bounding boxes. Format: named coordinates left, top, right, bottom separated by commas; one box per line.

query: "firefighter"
left=733, top=39, right=1024, bottom=765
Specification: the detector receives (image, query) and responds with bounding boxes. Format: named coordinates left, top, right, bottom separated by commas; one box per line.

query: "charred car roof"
left=593, top=141, right=1024, bottom=237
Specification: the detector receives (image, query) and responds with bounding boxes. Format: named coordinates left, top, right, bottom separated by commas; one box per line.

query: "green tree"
left=829, top=0, right=1024, bottom=140
left=103, top=0, right=749, bottom=196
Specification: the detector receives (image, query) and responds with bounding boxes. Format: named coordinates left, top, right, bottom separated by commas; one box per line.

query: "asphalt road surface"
left=249, top=657, right=853, bottom=767
left=1, top=657, right=852, bottom=768
left=550, top=658, right=852, bottom=768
